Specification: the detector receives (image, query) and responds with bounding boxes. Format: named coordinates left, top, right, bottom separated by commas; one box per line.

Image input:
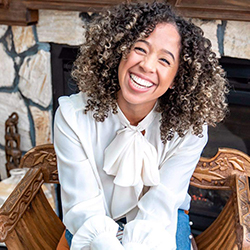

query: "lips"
left=130, top=74, right=154, bottom=89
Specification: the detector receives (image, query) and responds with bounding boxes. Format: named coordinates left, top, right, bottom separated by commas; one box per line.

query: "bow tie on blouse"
left=103, top=104, right=160, bottom=219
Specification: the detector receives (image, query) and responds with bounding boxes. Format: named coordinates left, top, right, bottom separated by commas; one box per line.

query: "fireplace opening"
left=51, top=44, right=250, bottom=233
left=51, top=43, right=79, bottom=116
left=202, top=56, right=250, bottom=158
left=189, top=186, right=232, bottom=236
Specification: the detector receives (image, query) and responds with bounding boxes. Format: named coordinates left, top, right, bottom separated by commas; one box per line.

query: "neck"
left=117, top=92, right=156, bottom=126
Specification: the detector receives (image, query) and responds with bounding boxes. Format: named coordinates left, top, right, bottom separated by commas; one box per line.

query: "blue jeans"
left=176, top=209, right=191, bottom=249
left=65, top=209, right=191, bottom=249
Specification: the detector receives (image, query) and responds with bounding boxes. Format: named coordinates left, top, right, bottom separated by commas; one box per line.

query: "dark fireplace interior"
left=51, top=43, right=250, bottom=235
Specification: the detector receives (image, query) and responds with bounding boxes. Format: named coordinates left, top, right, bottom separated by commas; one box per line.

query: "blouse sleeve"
left=54, top=106, right=123, bottom=250
left=122, top=125, right=208, bottom=250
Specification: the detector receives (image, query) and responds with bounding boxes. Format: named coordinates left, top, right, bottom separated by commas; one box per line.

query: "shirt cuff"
left=71, top=215, right=123, bottom=250
left=122, top=220, right=175, bottom=250
left=123, top=242, right=150, bottom=250
left=91, top=232, right=123, bottom=250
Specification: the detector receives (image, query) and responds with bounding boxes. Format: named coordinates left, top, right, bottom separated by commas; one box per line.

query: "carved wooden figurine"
left=5, top=112, right=22, bottom=178
left=0, top=145, right=249, bottom=249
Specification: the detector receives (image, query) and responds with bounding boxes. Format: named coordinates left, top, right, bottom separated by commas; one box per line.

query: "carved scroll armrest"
left=194, top=174, right=250, bottom=249
left=0, top=168, right=44, bottom=242
left=235, top=174, right=250, bottom=248
left=191, top=148, right=250, bottom=190
left=19, top=144, right=59, bottom=184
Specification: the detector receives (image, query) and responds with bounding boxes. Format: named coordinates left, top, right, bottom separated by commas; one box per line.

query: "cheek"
left=168, top=65, right=179, bottom=80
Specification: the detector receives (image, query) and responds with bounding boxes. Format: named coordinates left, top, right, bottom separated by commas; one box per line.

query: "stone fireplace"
left=0, top=9, right=249, bottom=176
left=0, top=7, right=249, bottom=238
left=0, top=10, right=86, bottom=179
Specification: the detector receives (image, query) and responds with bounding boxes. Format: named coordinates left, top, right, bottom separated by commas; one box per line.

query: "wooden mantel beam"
left=168, top=0, right=250, bottom=22
left=0, top=0, right=250, bottom=26
left=23, top=0, right=126, bottom=12
left=0, top=0, right=38, bottom=26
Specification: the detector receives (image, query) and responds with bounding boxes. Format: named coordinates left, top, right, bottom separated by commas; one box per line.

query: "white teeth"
left=130, top=74, right=153, bottom=88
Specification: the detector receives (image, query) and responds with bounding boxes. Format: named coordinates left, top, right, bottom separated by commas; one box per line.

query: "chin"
left=124, top=96, right=143, bottom=105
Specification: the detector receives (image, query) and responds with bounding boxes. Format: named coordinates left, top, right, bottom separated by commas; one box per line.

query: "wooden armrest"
left=0, top=168, right=43, bottom=242
left=189, top=148, right=250, bottom=249
left=19, top=144, right=59, bottom=184
left=191, top=148, right=250, bottom=189
left=0, top=168, right=65, bottom=249
left=195, top=174, right=250, bottom=249
left=235, top=174, right=250, bottom=249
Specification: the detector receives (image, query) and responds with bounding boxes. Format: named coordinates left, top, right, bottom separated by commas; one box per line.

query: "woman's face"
left=118, top=23, right=181, bottom=112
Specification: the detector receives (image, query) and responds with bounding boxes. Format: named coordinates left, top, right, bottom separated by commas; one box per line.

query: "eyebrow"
left=136, top=39, right=176, bottom=62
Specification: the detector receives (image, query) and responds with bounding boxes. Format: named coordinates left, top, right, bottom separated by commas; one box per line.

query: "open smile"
left=130, top=74, right=154, bottom=89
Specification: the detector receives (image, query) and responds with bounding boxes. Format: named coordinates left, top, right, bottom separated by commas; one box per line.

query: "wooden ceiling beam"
left=0, top=0, right=38, bottom=26
left=0, top=0, right=250, bottom=26
left=169, top=0, right=250, bottom=21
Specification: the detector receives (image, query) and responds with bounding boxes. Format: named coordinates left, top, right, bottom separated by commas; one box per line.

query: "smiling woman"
left=54, top=2, right=228, bottom=250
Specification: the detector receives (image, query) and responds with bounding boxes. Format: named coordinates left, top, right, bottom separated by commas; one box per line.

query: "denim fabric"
left=65, top=209, right=191, bottom=249
left=65, top=229, right=73, bottom=247
left=176, top=209, right=191, bottom=250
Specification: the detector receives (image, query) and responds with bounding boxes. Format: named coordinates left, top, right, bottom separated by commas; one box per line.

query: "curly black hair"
left=72, top=1, right=228, bottom=143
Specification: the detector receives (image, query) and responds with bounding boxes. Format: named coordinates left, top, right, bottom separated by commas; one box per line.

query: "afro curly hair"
left=72, top=1, right=228, bottom=143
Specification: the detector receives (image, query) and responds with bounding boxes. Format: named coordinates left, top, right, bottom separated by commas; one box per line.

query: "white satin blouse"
left=54, top=92, right=208, bottom=250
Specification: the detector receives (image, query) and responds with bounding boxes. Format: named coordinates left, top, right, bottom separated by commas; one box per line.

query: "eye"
left=160, top=58, right=170, bottom=66
left=134, top=47, right=146, bottom=54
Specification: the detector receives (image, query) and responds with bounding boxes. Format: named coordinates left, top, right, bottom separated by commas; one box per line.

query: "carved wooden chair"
left=0, top=144, right=250, bottom=249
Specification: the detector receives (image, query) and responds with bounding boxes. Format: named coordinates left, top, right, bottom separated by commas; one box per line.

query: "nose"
left=139, top=55, right=157, bottom=73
